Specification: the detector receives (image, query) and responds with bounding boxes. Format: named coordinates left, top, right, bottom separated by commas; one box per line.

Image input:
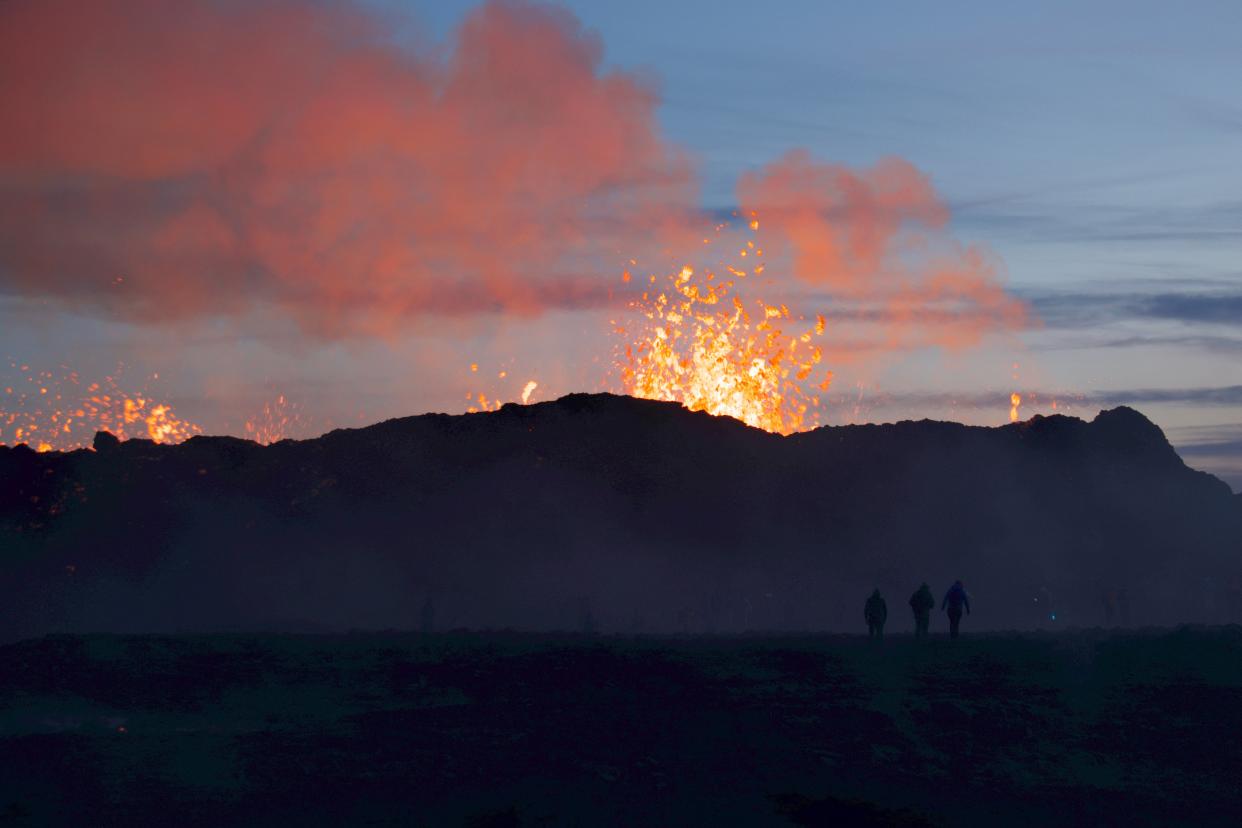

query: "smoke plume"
left=0, top=0, right=1024, bottom=355
left=738, top=150, right=1028, bottom=354
left=0, top=0, right=693, bottom=335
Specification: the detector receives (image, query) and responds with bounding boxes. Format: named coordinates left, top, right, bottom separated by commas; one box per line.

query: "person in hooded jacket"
left=942, top=580, right=971, bottom=639
left=909, top=583, right=935, bottom=636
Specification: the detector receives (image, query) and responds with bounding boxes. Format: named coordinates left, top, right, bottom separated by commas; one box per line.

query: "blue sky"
left=387, top=0, right=1242, bottom=486
left=2, top=0, right=1240, bottom=487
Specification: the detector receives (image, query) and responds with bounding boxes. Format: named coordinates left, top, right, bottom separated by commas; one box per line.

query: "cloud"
left=0, top=0, right=1029, bottom=362
left=1022, top=287, right=1242, bottom=332
left=1167, top=424, right=1242, bottom=492
left=735, top=150, right=1028, bottom=353
left=957, top=198, right=1242, bottom=247
left=1141, top=293, right=1242, bottom=325
left=1176, top=439, right=1242, bottom=458
left=1082, top=335, right=1242, bottom=355
left=824, top=385, right=1242, bottom=415
left=0, top=0, right=695, bottom=336
left=1093, top=386, right=1242, bottom=407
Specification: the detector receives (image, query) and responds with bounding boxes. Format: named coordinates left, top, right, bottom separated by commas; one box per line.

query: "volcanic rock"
left=1, top=394, right=1239, bottom=639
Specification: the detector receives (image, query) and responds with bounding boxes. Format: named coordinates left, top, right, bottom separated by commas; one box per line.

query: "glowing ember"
left=466, top=366, right=540, bottom=413
left=244, top=394, right=305, bottom=445
left=617, top=218, right=830, bottom=434
left=0, top=361, right=201, bottom=450
left=1010, top=392, right=1022, bottom=423
left=465, top=392, right=501, bottom=414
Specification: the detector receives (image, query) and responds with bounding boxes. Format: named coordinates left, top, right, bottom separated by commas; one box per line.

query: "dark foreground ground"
left=1, top=628, right=1240, bottom=827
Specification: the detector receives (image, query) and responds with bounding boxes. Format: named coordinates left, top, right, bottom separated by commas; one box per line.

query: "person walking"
left=941, top=580, right=971, bottom=639
left=864, top=589, right=888, bottom=638
left=909, top=583, right=934, bottom=637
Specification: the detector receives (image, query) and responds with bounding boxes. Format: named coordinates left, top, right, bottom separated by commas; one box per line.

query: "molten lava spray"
left=243, top=395, right=305, bottom=446
left=0, top=362, right=199, bottom=451
left=0, top=2, right=1032, bottom=441
left=617, top=148, right=1028, bottom=434
left=618, top=217, right=831, bottom=434
left=465, top=366, right=540, bottom=413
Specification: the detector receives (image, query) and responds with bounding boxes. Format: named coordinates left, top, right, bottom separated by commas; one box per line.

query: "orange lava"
left=617, top=217, right=831, bottom=435
left=243, top=394, right=304, bottom=445
left=465, top=366, right=541, bottom=413
left=0, top=362, right=200, bottom=451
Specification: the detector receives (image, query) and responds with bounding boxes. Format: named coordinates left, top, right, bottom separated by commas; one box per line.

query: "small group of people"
left=864, top=580, right=971, bottom=639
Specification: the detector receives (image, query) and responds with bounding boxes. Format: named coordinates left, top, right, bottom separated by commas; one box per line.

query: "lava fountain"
left=617, top=217, right=832, bottom=434
left=0, top=363, right=200, bottom=451
left=243, top=395, right=305, bottom=446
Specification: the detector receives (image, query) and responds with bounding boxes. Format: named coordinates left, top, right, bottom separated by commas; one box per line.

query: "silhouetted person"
left=864, top=588, right=887, bottom=638
left=1118, top=589, right=1131, bottom=627
left=909, top=583, right=934, bottom=637
left=942, top=580, right=971, bottom=639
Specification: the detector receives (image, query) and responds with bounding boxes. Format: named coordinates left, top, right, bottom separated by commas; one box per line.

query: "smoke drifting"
left=0, top=0, right=693, bottom=335
left=0, top=0, right=1024, bottom=361
left=737, top=150, right=1028, bottom=354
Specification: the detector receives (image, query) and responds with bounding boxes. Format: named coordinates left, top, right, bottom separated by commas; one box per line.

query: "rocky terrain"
left=2, top=394, right=1239, bottom=638
left=2, top=628, right=1241, bottom=826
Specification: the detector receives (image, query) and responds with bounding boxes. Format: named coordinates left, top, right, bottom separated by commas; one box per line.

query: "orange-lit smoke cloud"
left=1, top=0, right=1026, bottom=364
left=737, top=150, right=1028, bottom=359
left=0, top=0, right=693, bottom=335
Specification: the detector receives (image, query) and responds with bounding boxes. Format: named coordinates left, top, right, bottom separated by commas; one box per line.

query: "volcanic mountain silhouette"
left=1, top=393, right=1238, bottom=639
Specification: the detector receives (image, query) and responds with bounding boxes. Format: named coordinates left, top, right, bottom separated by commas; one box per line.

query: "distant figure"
left=909, top=583, right=934, bottom=637
left=1118, top=589, right=1131, bottom=627
left=420, top=595, right=435, bottom=635
left=942, top=580, right=971, bottom=639
left=864, top=589, right=887, bottom=638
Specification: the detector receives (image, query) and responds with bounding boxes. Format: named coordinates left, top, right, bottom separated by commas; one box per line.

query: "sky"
left=1, top=0, right=1240, bottom=488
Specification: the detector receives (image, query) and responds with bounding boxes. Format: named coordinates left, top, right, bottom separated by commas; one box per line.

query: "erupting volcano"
left=0, top=362, right=199, bottom=452
left=618, top=217, right=832, bottom=435
left=2, top=0, right=1241, bottom=823
left=0, top=0, right=1037, bottom=448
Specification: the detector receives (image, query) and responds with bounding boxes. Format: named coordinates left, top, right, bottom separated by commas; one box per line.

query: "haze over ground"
left=3, top=394, right=1237, bottom=640
left=1, top=0, right=1240, bottom=489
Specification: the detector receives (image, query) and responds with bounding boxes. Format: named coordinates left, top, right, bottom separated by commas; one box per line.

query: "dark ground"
left=6, top=397, right=1240, bottom=638
left=2, top=627, right=1240, bottom=826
